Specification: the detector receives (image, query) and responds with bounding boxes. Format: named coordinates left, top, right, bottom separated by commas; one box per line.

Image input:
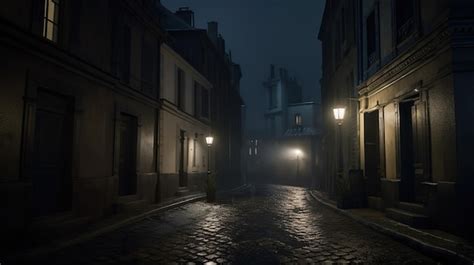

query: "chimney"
left=207, top=22, right=218, bottom=46
left=218, top=35, right=226, bottom=55
left=270, top=64, right=275, bottom=78
left=279, top=68, right=285, bottom=79
left=175, top=7, right=194, bottom=27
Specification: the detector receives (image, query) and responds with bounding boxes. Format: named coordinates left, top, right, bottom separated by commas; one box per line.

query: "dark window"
left=201, top=87, right=209, bottom=118
left=295, top=113, right=303, bottom=126
left=366, top=10, right=377, bottom=66
left=396, top=0, right=415, bottom=43
left=141, top=38, right=154, bottom=94
left=194, top=82, right=199, bottom=117
left=176, top=67, right=185, bottom=110
left=269, top=86, right=277, bottom=109
left=335, top=18, right=341, bottom=63
left=122, top=25, right=131, bottom=83
left=43, top=0, right=60, bottom=42
left=193, top=135, right=197, bottom=167
left=341, top=8, right=346, bottom=43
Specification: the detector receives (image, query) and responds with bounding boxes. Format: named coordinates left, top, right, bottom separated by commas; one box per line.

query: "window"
left=176, top=67, right=185, bottom=110
left=295, top=113, right=303, bottom=126
left=193, top=134, right=197, bottom=167
left=396, top=0, right=415, bottom=43
left=269, top=86, right=277, bottom=109
left=122, top=25, right=131, bottom=83
left=366, top=10, right=377, bottom=67
left=341, top=8, right=346, bottom=43
left=43, top=0, right=60, bottom=42
left=194, top=82, right=199, bottom=117
left=201, top=87, right=209, bottom=118
left=141, top=38, right=154, bottom=94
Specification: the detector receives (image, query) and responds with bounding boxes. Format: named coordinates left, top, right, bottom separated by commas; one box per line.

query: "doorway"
left=399, top=99, right=416, bottom=202
left=32, top=90, right=74, bottom=217
left=364, top=110, right=381, bottom=196
left=118, top=113, right=138, bottom=196
left=399, top=96, right=429, bottom=203
left=178, top=130, right=187, bottom=187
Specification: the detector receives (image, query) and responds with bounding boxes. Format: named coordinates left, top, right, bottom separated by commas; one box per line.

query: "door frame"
left=21, top=73, right=84, bottom=216
left=395, top=86, right=431, bottom=202
left=113, top=103, right=143, bottom=198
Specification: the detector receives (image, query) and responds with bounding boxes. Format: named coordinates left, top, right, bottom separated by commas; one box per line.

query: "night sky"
left=161, top=0, right=325, bottom=133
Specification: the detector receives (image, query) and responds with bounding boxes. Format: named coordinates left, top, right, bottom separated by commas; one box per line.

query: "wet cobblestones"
left=31, top=185, right=439, bottom=264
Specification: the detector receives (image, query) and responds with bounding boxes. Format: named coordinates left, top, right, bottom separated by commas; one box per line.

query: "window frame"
left=42, top=0, right=60, bottom=43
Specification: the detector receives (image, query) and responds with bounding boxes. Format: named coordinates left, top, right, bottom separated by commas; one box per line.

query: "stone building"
left=156, top=4, right=245, bottom=190
left=254, top=66, right=320, bottom=186
left=318, top=0, right=359, bottom=196
left=159, top=43, right=212, bottom=200
left=319, top=0, right=474, bottom=237
left=0, top=0, right=164, bottom=247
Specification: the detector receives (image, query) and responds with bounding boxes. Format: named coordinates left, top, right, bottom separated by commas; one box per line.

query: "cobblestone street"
left=30, top=185, right=439, bottom=264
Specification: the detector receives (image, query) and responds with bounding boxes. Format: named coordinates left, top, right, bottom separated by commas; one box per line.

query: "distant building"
left=156, top=4, right=245, bottom=189
left=159, top=43, right=212, bottom=199
left=319, top=0, right=474, bottom=238
left=263, top=65, right=304, bottom=137
left=249, top=65, right=320, bottom=186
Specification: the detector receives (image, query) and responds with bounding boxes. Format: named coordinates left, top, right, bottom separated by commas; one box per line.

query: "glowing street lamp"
left=333, top=106, right=346, bottom=195
left=333, top=107, right=346, bottom=125
left=206, top=136, right=214, bottom=175
left=206, top=135, right=215, bottom=202
left=206, top=136, right=214, bottom=146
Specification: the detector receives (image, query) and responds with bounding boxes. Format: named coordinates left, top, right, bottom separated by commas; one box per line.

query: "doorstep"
left=308, top=190, right=474, bottom=265
left=10, top=192, right=206, bottom=262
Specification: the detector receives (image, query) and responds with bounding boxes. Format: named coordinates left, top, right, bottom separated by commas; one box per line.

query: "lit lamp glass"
left=333, top=107, right=346, bottom=125
left=206, top=136, right=214, bottom=146
left=294, top=149, right=302, bottom=157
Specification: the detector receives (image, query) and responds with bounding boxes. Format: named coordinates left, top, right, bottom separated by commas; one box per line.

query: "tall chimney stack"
left=207, top=22, right=218, bottom=46
left=175, top=7, right=194, bottom=27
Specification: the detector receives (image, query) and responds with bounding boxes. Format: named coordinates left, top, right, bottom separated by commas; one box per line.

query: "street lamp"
left=333, top=107, right=346, bottom=196
left=333, top=107, right=346, bottom=125
left=206, top=136, right=214, bottom=174
left=205, top=135, right=215, bottom=202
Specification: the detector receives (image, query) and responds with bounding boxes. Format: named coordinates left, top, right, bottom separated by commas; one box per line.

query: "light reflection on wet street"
left=30, top=185, right=439, bottom=264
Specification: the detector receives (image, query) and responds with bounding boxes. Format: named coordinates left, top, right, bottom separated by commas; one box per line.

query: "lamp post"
left=205, top=135, right=215, bottom=202
left=333, top=107, right=346, bottom=194
left=294, top=149, right=302, bottom=178
left=206, top=136, right=214, bottom=175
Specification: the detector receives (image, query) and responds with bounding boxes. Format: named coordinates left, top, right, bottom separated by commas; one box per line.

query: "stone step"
left=117, top=199, right=147, bottom=213
left=367, top=196, right=383, bottom=211
left=398, top=201, right=426, bottom=215
left=386, top=208, right=431, bottom=228
left=176, top=187, right=191, bottom=196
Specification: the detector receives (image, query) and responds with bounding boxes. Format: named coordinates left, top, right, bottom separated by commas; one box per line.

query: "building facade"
left=263, top=65, right=303, bottom=138
left=157, top=4, right=245, bottom=190
left=318, top=0, right=359, bottom=196
left=319, top=0, right=474, bottom=237
left=252, top=66, right=320, bottom=187
left=0, top=0, right=164, bottom=247
left=159, top=43, right=212, bottom=200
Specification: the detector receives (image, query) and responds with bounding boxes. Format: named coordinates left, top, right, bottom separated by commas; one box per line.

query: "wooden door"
left=364, top=111, right=381, bottom=196
left=399, top=100, right=415, bottom=202
left=118, top=113, right=138, bottom=196
left=178, top=130, right=187, bottom=187
left=32, top=90, right=73, bottom=217
left=412, top=100, right=430, bottom=202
